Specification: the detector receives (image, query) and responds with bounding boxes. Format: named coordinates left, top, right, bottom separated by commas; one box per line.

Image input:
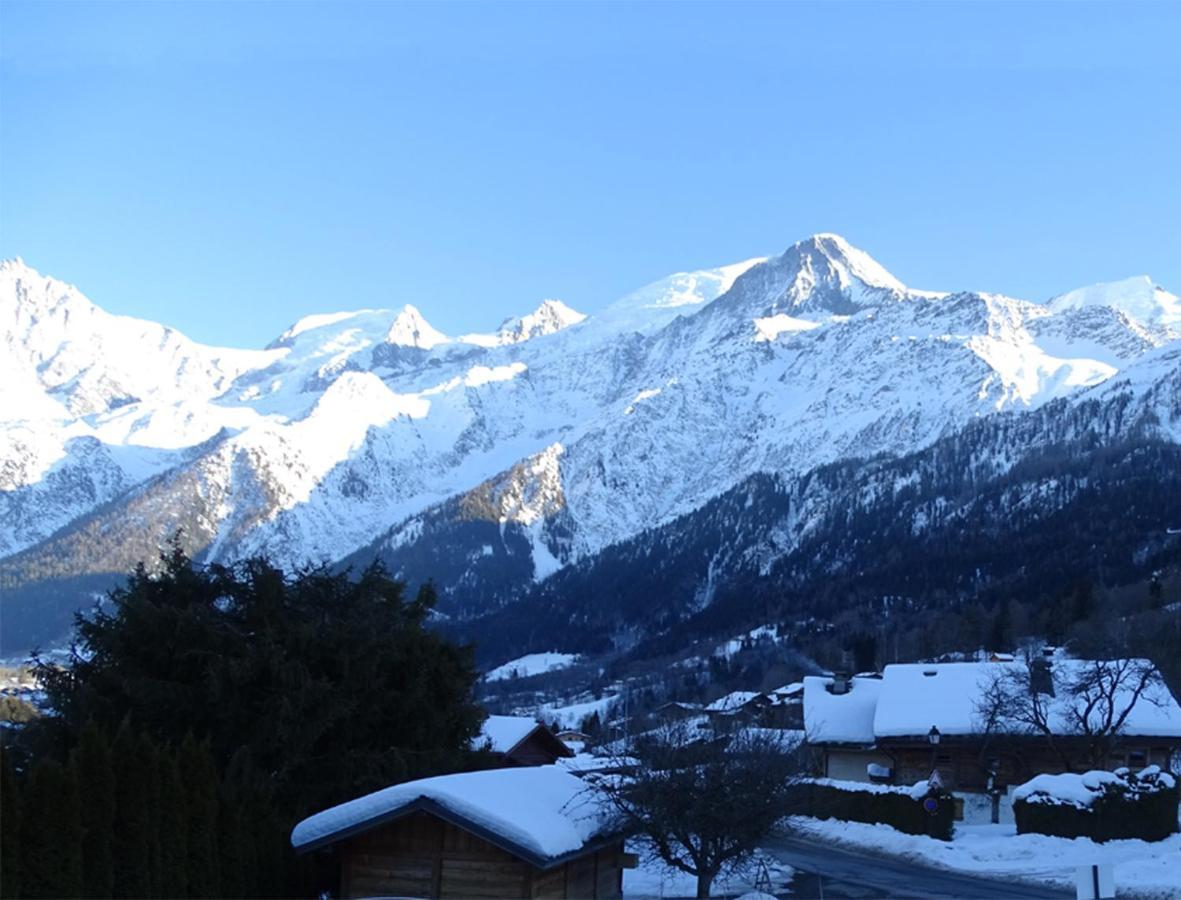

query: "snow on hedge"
left=291, top=766, right=609, bottom=859
left=808, top=776, right=934, bottom=800
left=485, top=652, right=580, bottom=682
left=1013, top=765, right=1177, bottom=808
left=1012, top=771, right=1121, bottom=807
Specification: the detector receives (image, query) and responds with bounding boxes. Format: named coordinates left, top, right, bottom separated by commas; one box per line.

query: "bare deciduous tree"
left=588, top=721, right=805, bottom=898
left=976, top=656, right=1166, bottom=770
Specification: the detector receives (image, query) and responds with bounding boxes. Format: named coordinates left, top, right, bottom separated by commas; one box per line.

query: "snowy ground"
left=786, top=816, right=1181, bottom=899
left=624, top=850, right=793, bottom=898
left=483, top=651, right=580, bottom=682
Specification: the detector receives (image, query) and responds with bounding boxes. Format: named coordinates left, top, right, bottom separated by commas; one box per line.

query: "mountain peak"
left=710, top=234, right=909, bottom=321
left=495, top=299, right=587, bottom=344
left=784, top=233, right=906, bottom=295
left=386, top=304, right=449, bottom=349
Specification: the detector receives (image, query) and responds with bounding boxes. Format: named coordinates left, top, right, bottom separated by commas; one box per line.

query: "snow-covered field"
left=484, top=651, right=580, bottom=682
left=787, top=816, right=1181, bottom=899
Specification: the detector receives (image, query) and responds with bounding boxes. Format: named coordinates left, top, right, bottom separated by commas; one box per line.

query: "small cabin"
left=292, top=767, right=631, bottom=899
left=473, top=715, right=574, bottom=767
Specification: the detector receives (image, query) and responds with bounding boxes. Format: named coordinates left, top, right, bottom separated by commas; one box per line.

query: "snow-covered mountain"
left=2, top=237, right=1179, bottom=653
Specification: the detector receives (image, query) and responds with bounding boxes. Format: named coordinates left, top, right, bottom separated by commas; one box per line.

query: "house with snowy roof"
left=700, top=683, right=805, bottom=730
left=292, top=766, right=631, bottom=898
left=804, top=659, right=1181, bottom=820
left=473, top=714, right=573, bottom=767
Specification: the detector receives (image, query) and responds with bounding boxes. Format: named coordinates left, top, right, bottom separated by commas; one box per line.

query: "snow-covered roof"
left=706, top=690, right=761, bottom=713
left=803, top=675, right=882, bottom=744
left=771, top=682, right=804, bottom=700
left=873, top=664, right=993, bottom=737
left=873, top=660, right=1181, bottom=739
left=473, top=714, right=544, bottom=753
left=291, top=766, right=614, bottom=864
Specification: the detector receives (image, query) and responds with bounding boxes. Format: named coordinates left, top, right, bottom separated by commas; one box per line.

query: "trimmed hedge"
left=1014, top=767, right=1178, bottom=843
left=788, top=779, right=955, bottom=841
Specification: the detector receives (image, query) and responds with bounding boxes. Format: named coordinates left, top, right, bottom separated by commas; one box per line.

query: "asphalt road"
left=763, top=834, right=1074, bottom=900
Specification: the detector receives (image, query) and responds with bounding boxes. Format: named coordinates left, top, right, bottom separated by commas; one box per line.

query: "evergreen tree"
left=0, top=749, right=20, bottom=900
left=37, top=546, right=484, bottom=818
left=72, top=723, right=115, bottom=899
left=180, top=735, right=220, bottom=898
left=139, top=734, right=163, bottom=898
left=217, top=795, right=250, bottom=899
left=19, top=758, right=83, bottom=899
left=110, top=727, right=152, bottom=899
left=157, top=750, right=189, bottom=899
left=58, top=761, right=85, bottom=899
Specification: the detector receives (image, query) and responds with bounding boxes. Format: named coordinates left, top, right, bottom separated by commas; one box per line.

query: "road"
left=763, top=834, right=1073, bottom=899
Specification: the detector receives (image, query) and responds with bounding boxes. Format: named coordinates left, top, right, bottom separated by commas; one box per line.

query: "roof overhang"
left=294, top=795, right=623, bottom=869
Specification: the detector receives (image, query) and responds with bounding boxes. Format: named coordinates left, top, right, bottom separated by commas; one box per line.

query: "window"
left=1128, top=750, right=1148, bottom=768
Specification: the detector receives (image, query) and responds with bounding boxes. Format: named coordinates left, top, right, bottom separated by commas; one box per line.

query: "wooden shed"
left=473, top=715, right=574, bottom=767
left=292, top=766, right=630, bottom=899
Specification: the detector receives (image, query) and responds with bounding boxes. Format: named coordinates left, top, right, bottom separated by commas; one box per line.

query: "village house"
left=803, top=658, right=1181, bottom=823
left=701, top=683, right=805, bottom=730
left=653, top=700, right=705, bottom=723
left=292, top=766, right=631, bottom=899
left=473, top=715, right=573, bottom=767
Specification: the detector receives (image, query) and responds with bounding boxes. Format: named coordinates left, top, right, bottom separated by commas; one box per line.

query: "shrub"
left=789, top=777, right=954, bottom=840
left=1013, top=766, right=1178, bottom=843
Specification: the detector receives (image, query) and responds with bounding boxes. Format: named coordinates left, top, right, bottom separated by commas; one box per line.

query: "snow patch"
left=485, top=652, right=581, bottom=682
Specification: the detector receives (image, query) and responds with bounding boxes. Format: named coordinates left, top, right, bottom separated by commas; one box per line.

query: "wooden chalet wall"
left=880, top=738, right=1180, bottom=792
left=338, top=810, right=623, bottom=899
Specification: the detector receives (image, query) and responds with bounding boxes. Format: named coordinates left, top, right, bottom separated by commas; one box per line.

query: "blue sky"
left=2, top=1, right=1179, bottom=348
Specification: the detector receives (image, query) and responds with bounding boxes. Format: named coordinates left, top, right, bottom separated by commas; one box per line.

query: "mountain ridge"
left=3, top=236, right=1179, bottom=655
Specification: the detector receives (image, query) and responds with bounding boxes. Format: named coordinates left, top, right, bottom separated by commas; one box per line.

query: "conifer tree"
left=180, top=735, right=220, bottom=898
left=0, top=749, right=20, bottom=900
left=19, top=758, right=83, bottom=899
left=58, top=761, right=85, bottom=899
left=111, top=726, right=152, bottom=899
left=72, top=723, right=115, bottom=899
left=157, top=749, right=189, bottom=899
left=140, top=733, right=164, bottom=898
left=217, top=794, right=249, bottom=899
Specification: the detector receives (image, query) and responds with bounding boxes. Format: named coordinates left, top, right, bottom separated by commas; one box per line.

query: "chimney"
left=830, top=671, right=850, bottom=695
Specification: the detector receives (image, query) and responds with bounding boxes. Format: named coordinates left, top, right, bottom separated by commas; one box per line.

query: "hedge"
left=788, top=778, right=955, bottom=840
left=1014, top=766, right=1178, bottom=843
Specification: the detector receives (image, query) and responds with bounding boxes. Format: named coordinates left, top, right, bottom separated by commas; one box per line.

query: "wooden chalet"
left=292, top=767, right=632, bottom=899
left=803, top=659, right=1181, bottom=823
left=474, top=715, right=574, bottom=767
left=653, top=701, right=705, bottom=723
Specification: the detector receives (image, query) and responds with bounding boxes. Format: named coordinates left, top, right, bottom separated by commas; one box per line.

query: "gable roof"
left=804, top=660, right=1181, bottom=744
left=705, top=690, right=761, bottom=713
left=873, top=660, right=1181, bottom=739
left=802, top=675, right=882, bottom=744
left=475, top=715, right=542, bottom=753
left=291, top=766, right=614, bottom=867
